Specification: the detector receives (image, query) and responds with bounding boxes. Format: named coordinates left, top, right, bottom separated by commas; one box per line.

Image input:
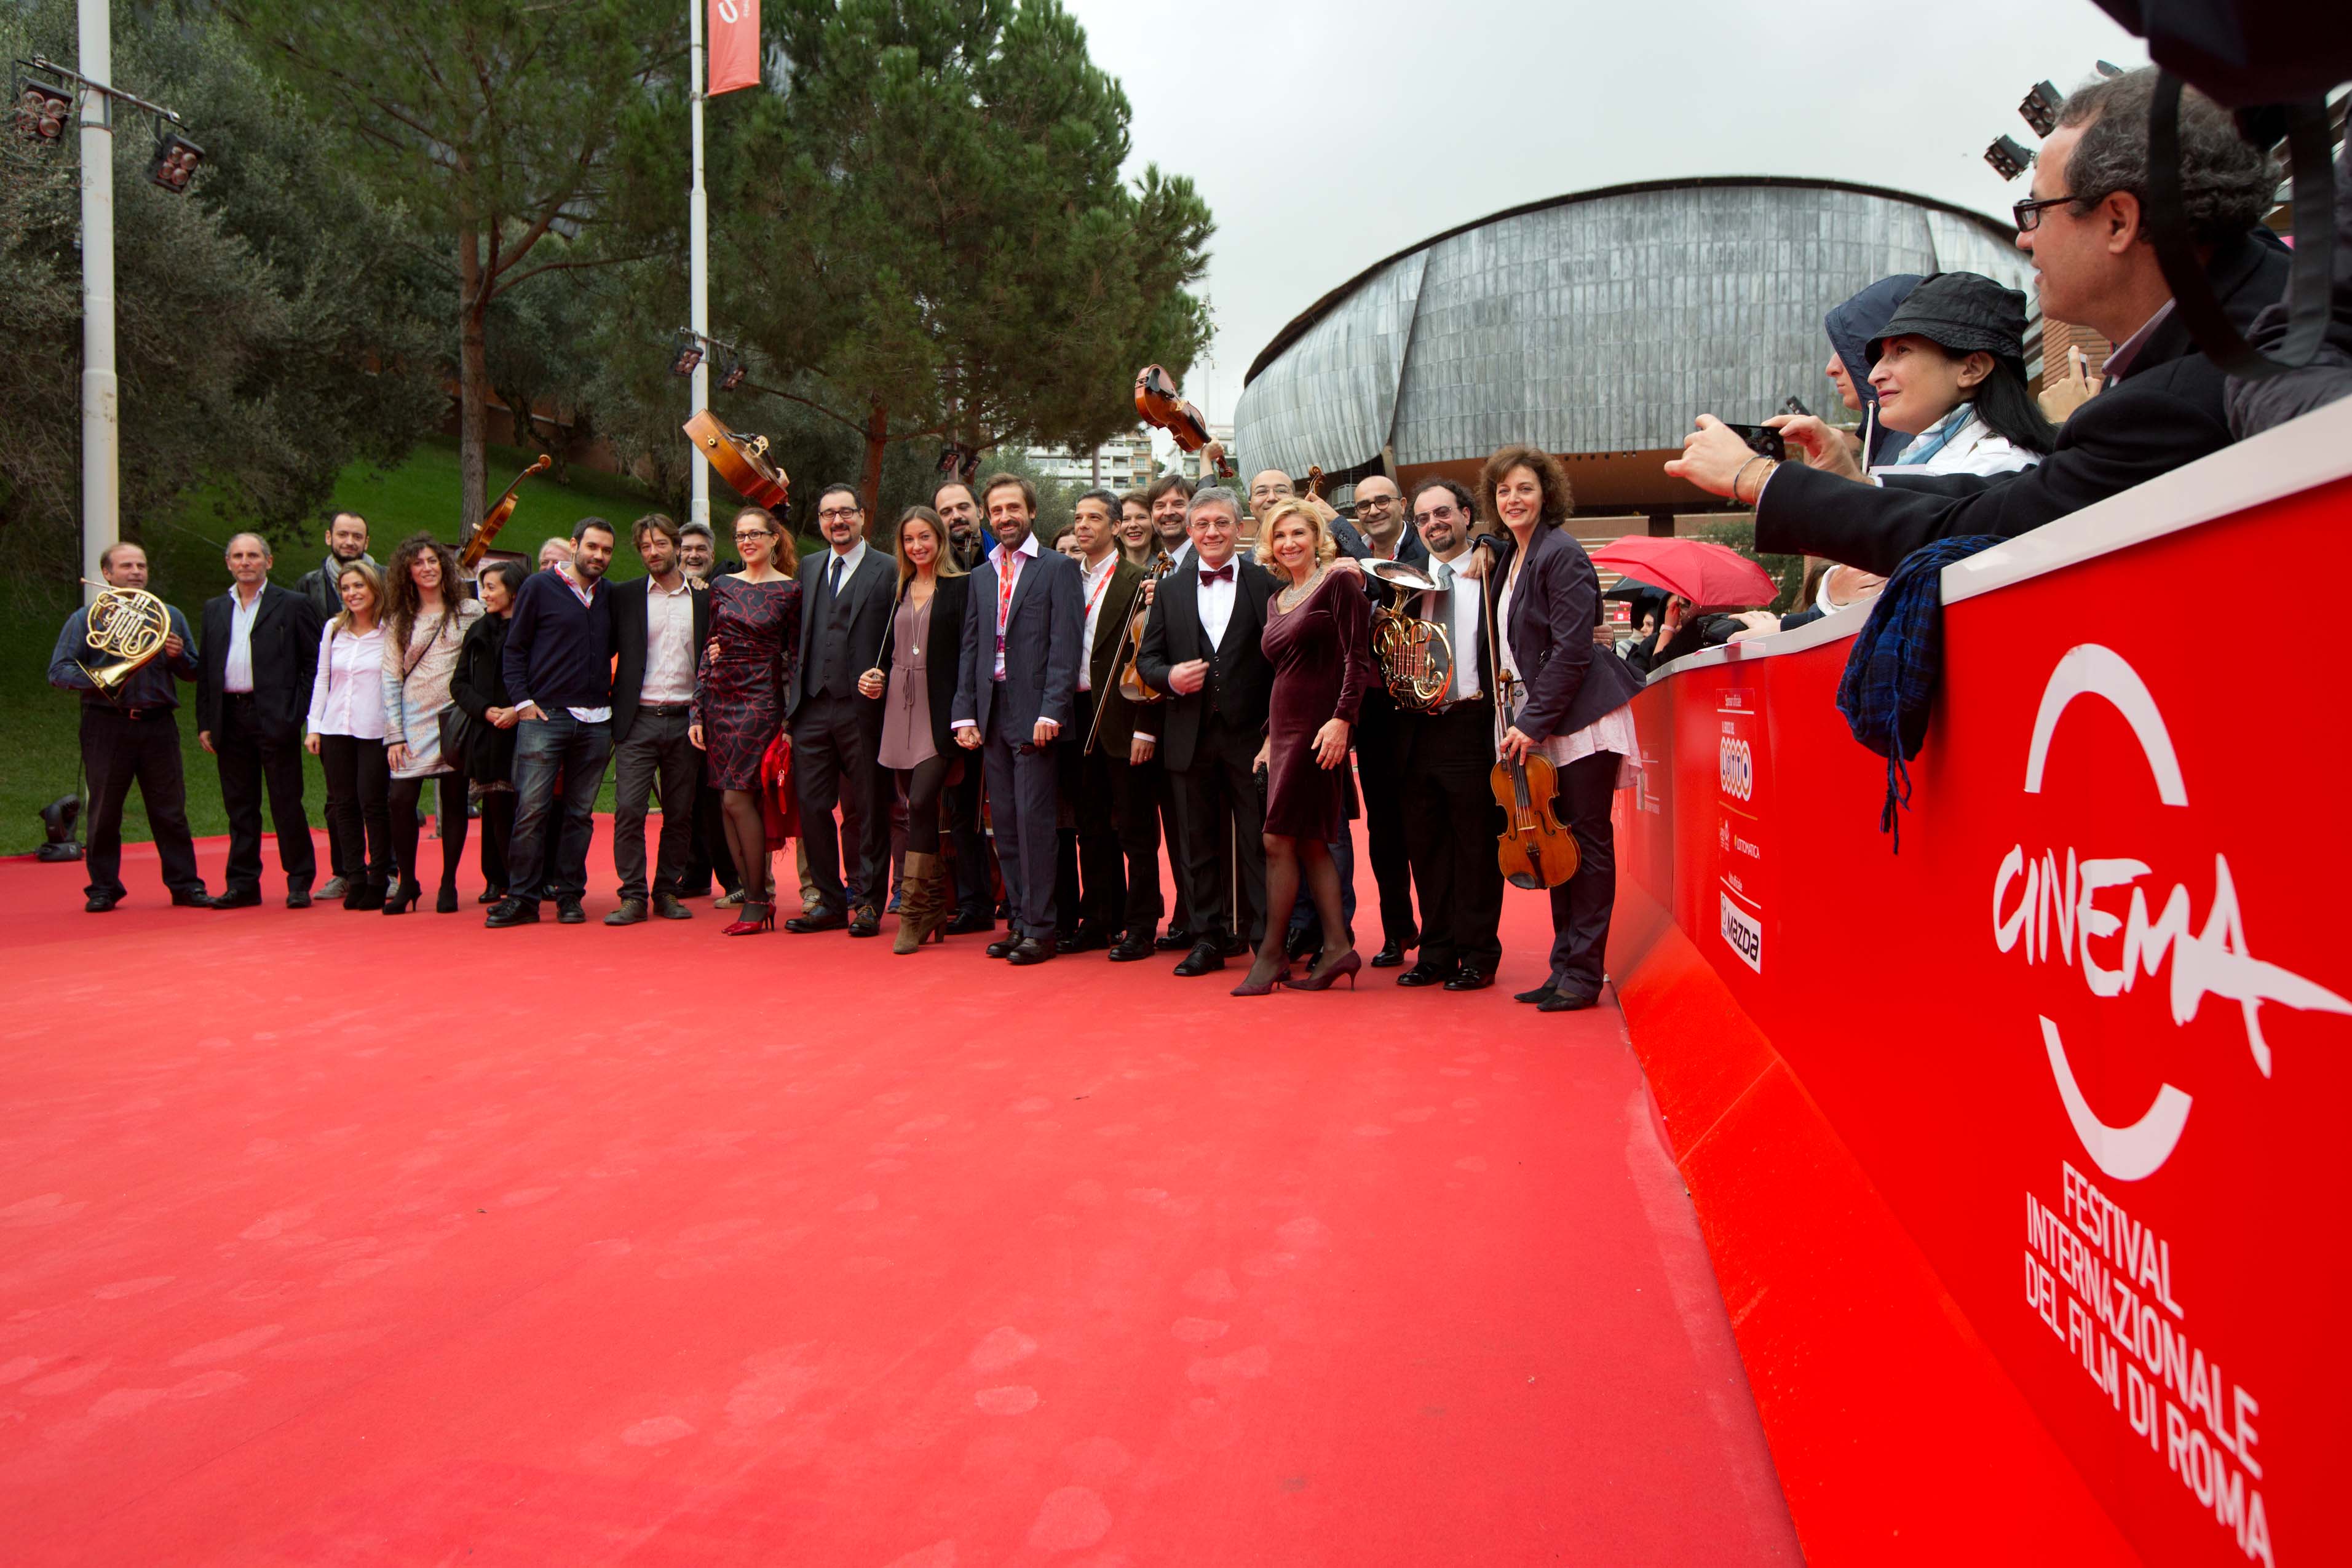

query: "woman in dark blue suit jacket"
left=1483, top=446, right=1642, bottom=1013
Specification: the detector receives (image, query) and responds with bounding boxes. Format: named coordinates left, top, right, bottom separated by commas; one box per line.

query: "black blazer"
left=1083, top=558, right=1163, bottom=754
left=1756, top=231, right=2293, bottom=576
left=872, top=572, right=972, bottom=760
left=608, top=574, right=714, bottom=745
left=1133, top=553, right=1280, bottom=772
left=791, top=546, right=898, bottom=718
left=450, top=611, right=518, bottom=784
left=1499, top=525, right=1640, bottom=742
left=197, top=582, right=323, bottom=740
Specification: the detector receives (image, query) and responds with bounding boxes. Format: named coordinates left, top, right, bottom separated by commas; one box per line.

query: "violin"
left=1085, top=550, right=1176, bottom=755
left=683, top=408, right=791, bottom=509
left=459, top=454, right=552, bottom=569
left=1490, top=747, right=1580, bottom=890
left=1134, top=365, right=1233, bottom=477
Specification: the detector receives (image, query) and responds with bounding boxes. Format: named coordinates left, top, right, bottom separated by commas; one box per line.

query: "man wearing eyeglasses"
left=1334, top=473, right=1426, bottom=970
left=785, top=484, right=898, bottom=936
left=1668, top=66, right=2291, bottom=573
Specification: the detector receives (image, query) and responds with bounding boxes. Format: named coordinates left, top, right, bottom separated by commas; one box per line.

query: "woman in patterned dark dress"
left=690, top=507, right=801, bottom=934
left=1235, top=497, right=1375, bottom=997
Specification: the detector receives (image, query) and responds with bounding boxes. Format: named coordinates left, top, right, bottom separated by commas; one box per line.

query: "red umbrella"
left=1587, top=537, right=1777, bottom=609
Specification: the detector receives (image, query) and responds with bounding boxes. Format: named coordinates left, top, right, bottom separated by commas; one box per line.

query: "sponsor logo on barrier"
left=1990, top=645, right=2351, bottom=1184
left=1717, top=735, right=1753, bottom=802
left=1720, top=891, right=1763, bottom=974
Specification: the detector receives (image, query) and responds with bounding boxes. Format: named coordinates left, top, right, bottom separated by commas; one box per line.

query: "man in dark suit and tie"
left=1134, top=485, right=1279, bottom=976
left=952, top=472, right=1083, bottom=965
left=605, top=513, right=712, bottom=925
left=197, top=532, right=325, bottom=908
left=787, top=483, right=898, bottom=936
left=1392, top=478, right=1505, bottom=991
left=1336, top=473, right=1426, bottom=968
left=1054, top=489, right=1162, bottom=957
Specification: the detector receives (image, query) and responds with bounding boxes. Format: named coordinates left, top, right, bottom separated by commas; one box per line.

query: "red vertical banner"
left=708, top=0, right=760, bottom=96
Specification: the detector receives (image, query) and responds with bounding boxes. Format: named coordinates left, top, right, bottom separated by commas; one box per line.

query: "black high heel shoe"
left=382, top=880, right=421, bottom=915
left=1283, top=948, right=1361, bottom=992
left=435, top=884, right=459, bottom=914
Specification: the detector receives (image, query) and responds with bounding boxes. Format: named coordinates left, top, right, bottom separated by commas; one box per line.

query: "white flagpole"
left=79, top=0, right=119, bottom=603
left=688, top=0, right=711, bottom=533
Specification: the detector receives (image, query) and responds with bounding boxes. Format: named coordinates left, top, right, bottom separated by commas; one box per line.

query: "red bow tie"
left=1199, top=564, right=1235, bottom=584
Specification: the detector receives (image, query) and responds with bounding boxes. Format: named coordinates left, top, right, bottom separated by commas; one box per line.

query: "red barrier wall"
left=1608, top=405, right=2352, bottom=1567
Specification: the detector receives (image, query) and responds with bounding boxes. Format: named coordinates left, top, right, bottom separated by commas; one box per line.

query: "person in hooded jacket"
left=2226, top=132, right=2352, bottom=438
left=1819, top=274, right=1923, bottom=470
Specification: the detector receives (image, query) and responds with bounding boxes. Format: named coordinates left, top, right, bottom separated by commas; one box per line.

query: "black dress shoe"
left=1172, top=940, right=1227, bottom=977
left=477, top=885, right=505, bottom=905
left=85, top=893, right=120, bottom=913
left=1283, top=927, right=1317, bottom=960
left=1230, top=932, right=1259, bottom=959
left=604, top=899, right=649, bottom=926
left=1006, top=936, right=1055, bottom=966
left=847, top=904, right=882, bottom=938
left=555, top=897, right=587, bottom=925
left=1513, top=983, right=1558, bottom=1005
left=1055, top=922, right=1108, bottom=956
left=653, top=893, right=694, bottom=921
left=786, top=907, right=849, bottom=933
left=210, top=889, right=261, bottom=909
left=1538, top=989, right=1598, bottom=1013
left=485, top=897, right=540, bottom=927
left=1107, top=929, right=1155, bottom=963
left=1395, top=962, right=1455, bottom=988
left=1153, top=926, right=1193, bottom=952
left=1443, top=967, right=1495, bottom=992
left=946, top=906, right=993, bottom=936
left=1371, top=937, right=1412, bottom=968
left=285, top=890, right=313, bottom=909
left=985, top=935, right=1019, bottom=959
left=170, top=890, right=214, bottom=909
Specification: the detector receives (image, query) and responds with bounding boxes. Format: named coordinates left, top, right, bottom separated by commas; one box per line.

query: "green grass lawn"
left=4, top=435, right=809, bottom=858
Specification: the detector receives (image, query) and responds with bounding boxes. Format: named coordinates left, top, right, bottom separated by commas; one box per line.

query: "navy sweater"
left=503, top=569, right=616, bottom=711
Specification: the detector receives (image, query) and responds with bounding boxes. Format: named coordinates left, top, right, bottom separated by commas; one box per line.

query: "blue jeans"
left=507, top=712, right=613, bottom=905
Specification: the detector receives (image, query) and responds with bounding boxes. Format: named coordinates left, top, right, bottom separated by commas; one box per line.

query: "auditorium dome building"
left=1232, top=176, right=2035, bottom=523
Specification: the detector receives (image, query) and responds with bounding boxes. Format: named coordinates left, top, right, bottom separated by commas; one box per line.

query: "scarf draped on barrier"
left=1834, top=535, right=2003, bottom=851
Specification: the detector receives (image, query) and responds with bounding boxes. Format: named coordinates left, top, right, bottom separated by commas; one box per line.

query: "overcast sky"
left=1066, top=0, right=2148, bottom=425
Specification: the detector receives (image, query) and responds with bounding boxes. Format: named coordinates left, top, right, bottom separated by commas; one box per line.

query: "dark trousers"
left=791, top=692, right=889, bottom=915
left=1355, top=692, right=1418, bottom=947
left=1172, top=713, right=1266, bottom=946
left=79, top=706, right=203, bottom=901
left=948, top=758, right=992, bottom=916
left=681, top=777, right=739, bottom=896
left=1400, top=702, right=1505, bottom=973
left=1054, top=700, right=1163, bottom=935
left=475, top=784, right=515, bottom=894
left=1154, top=754, right=1191, bottom=934
left=1286, top=830, right=1357, bottom=943
left=318, top=734, right=392, bottom=890
left=983, top=695, right=1061, bottom=939
left=612, top=708, right=699, bottom=902
left=508, top=712, right=612, bottom=905
left=215, top=694, right=315, bottom=894
left=1548, top=749, right=1621, bottom=997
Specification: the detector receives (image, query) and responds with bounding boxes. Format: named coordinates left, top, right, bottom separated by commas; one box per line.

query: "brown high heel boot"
left=893, top=851, right=939, bottom=954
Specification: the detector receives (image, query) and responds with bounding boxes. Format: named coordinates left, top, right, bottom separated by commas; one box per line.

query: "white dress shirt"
left=306, top=622, right=388, bottom=739
left=1420, top=555, right=1482, bottom=703
left=1195, top=553, right=1239, bottom=649
left=223, top=583, right=265, bottom=694
left=641, top=574, right=697, bottom=705
left=1495, top=571, right=1637, bottom=784
left=1075, top=552, right=1119, bottom=691
left=820, top=539, right=870, bottom=608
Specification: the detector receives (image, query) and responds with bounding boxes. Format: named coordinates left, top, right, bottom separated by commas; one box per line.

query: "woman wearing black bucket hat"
left=1768, top=272, right=2056, bottom=483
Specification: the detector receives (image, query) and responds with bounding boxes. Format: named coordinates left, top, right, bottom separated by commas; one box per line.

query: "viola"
left=458, top=454, right=552, bottom=569
left=1133, top=365, right=1233, bottom=477
left=1085, top=550, right=1176, bottom=755
left=1490, top=748, right=1580, bottom=890
left=683, top=408, right=791, bottom=509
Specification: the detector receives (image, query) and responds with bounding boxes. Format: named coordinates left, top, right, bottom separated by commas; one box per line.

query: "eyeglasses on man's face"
left=2012, top=193, right=2078, bottom=232
left=817, top=506, right=862, bottom=523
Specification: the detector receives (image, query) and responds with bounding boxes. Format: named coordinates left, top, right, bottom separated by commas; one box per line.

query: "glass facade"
left=1234, top=180, right=2035, bottom=480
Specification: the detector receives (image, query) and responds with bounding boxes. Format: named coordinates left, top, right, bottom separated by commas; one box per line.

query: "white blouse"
left=306, top=622, right=388, bottom=740
left=1495, top=572, right=1640, bottom=788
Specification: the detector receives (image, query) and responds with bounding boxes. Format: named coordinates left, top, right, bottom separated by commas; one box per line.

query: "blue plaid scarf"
left=1834, top=536, right=2002, bottom=851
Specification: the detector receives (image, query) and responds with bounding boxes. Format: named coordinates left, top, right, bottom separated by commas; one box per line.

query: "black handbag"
left=437, top=703, right=477, bottom=776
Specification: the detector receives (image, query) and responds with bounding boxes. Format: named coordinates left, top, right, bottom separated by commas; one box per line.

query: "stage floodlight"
left=1985, top=135, right=2032, bottom=181
left=15, top=76, right=72, bottom=143
left=2019, top=81, right=2063, bottom=138
left=715, top=344, right=747, bottom=392
left=36, top=795, right=82, bottom=862
left=146, top=131, right=202, bottom=193
left=668, top=328, right=704, bottom=378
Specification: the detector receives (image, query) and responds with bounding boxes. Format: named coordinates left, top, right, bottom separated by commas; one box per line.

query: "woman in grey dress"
left=858, top=506, right=970, bottom=953
left=381, top=533, right=482, bottom=914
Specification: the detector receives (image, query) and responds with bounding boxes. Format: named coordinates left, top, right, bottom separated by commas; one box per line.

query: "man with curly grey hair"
left=1669, top=66, right=2291, bottom=576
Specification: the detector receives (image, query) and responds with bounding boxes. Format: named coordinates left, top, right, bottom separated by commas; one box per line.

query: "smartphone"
left=1722, top=423, right=1786, bottom=462
left=1781, top=396, right=1812, bottom=418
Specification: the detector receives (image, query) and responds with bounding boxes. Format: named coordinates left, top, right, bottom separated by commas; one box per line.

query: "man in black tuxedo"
left=606, top=514, right=711, bottom=925
left=1392, top=479, right=1505, bottom=991
left=787, top=484, right=898, bottom=936
left=952, top=472, right=1083, bottom=965
left=1134, top=486, right=1279, bottom=976
left=1669, top=68, right=2290, bottom=569
left=197, top=532, right=324, bottom=908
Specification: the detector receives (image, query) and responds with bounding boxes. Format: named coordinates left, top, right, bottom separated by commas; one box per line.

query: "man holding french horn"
left=47, top=542, right=213, bottom=913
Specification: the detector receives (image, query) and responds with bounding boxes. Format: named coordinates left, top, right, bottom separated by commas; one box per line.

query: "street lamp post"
left=77, top=0, right=117, bottom=604
left=687, top=0, right=710, bottom=533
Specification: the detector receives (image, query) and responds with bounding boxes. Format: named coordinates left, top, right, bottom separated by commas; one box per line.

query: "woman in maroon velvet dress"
left=690, top=507, right=801, bottom=933
left=1236, top=497, right=1375, bottom=996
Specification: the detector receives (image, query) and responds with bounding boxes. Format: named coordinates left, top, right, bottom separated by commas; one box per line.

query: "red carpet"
left=1, top=820, right=1797, bottom=1565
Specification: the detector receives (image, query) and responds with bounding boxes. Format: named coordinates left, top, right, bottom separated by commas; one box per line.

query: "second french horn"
left=1363, top=558, right=1454, bottom=711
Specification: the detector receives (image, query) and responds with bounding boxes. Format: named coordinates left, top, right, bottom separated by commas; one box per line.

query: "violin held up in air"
left=1133, top=365, right=1233, bottom=478
left=458, top=454, right=553, bottom=570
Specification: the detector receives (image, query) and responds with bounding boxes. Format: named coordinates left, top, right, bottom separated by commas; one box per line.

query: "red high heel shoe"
left=1230, top=958, right=1292, bottom=997
left=1283, top=948, right=1360, bottom=991
left=721, top=902, right=775, bottom=936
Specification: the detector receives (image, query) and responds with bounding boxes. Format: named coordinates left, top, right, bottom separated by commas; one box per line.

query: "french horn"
left=78, top=579, right=172, bottom=696
left=1363, top=558, right=1454, bottom=712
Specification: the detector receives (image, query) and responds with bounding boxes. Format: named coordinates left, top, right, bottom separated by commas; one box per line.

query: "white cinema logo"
left=1990, top=645, right=2350, bottom=1182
